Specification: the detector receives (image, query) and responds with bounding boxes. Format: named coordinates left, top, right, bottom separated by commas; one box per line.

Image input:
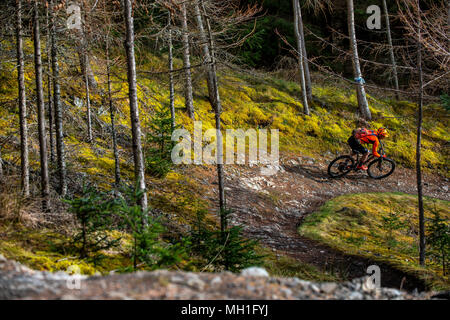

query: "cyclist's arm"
left=372, top=137, right=381, bottom=157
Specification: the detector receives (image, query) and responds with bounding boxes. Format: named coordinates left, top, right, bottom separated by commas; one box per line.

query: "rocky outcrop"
left=0, top=255, right=436, bottom=300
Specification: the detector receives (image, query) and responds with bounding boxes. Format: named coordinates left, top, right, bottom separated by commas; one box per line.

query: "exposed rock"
left=321, top=282, right=337, bottom=294
left=0, top=256, right=437, bottom=300
left=240, top=267, right=270, bottom=277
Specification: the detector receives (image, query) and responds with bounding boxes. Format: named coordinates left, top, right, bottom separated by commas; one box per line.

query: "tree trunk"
left=0, top=147, right=3, bottom=177
left=295, top=0, right=312, bottom=102
left=200, top=0, right=226, bottom=236
left=77, top=50, right=97, bottom=90
left=33, top=0, right=50, bottom=210
left=16, top=0, right=30, bottom=197
left=193, top=0, right=216, bottom=107
left=416, top=0, right=425, bottom=266
left=106, top=37, right=120, bottom=187
left=45, top=4, right=54, bottom=163
left=181, top=1, right=195, bottom=119
left=168, top=11, right=176, bottom=130
left=84, top=57, right=92, bottom=143
left=347, top=0, right=371, bottom=120
left=122, top=0, right=148, bottom=211
left=382, top=0, right=400, bottom=100
left=448, top=0, right=450, bottom=26
left=81, top=4, right=92, bottom=142
left=293, top=0, right=309, bottom=115
left=50, top=0, right=67, bottom=196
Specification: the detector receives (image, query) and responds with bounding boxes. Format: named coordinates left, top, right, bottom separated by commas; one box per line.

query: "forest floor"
left=1, top=149, right=448, bottom=299
left=185, top=152, right=449, bottom=292
left=2, top=148, right=448, bottom=299
left=1, top=48, right=448, bottom=297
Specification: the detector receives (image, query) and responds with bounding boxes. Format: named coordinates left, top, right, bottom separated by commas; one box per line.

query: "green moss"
left=0, top=223, right=132, bottom=275
left=299, top=192, right=450, bottom=290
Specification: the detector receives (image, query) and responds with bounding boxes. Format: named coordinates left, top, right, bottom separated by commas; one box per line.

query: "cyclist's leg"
left=348, top=136, right=364, bottom=157
left=360, top=151, right=369, bottom=164
left=349, top=136, right=369, bottom=168
left=358, top=147, right=370, bottom=169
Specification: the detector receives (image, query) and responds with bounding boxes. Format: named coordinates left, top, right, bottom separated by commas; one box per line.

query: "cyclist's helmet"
left=377, top=127, right=389, bottom=138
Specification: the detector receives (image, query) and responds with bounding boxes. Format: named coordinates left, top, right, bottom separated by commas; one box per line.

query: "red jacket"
left=359, top=130, right=381, bottom=157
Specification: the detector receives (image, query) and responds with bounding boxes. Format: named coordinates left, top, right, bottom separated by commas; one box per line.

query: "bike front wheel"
left=328, top=155, right=355, bottom=178
left=367, top=157, right=396, bottom=179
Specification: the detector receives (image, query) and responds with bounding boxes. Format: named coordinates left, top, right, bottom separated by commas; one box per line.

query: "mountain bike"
left=327, top=142, right=396, bottom=179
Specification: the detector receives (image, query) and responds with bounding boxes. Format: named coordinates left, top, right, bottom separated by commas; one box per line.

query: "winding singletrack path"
left=199, top=155, right=449, bottom=291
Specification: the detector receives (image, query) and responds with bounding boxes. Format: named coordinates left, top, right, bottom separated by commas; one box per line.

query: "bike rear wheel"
left=367, top=157, right=396, bottom=179
left=328, top=155, right=355, bottom=178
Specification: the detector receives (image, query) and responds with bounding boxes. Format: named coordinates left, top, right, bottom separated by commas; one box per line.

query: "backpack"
left=352, top=128, right=371, bottom=140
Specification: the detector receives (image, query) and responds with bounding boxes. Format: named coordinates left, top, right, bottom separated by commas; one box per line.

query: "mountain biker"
left=347, top=127, right=389, bottom=170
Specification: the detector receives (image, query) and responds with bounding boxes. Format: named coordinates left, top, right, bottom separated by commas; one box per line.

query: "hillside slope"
left=0, top=48, right=449, bottom=294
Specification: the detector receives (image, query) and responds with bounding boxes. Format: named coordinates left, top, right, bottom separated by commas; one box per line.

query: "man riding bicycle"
left=347, top=127, right=389, bottom=170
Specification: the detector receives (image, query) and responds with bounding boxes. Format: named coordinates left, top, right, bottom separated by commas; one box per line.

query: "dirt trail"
left=198, top=155, right=449, bottom=291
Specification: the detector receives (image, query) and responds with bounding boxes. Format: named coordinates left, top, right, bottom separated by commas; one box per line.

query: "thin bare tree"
left=193, top=0, right=215, bottom=107
left=81, top=1, right=92, bottom=142
left=0, top=147, right=3, bottom=178
left=77, top=1, right=97, bottom=90
left=16, top=0, right=30, bottom=197
left=50, top=0, right=67, bottom=196
left=122, top=0, right=148, bottom=211
left=168, top=10, right=176, bottom=129
left=33, top=0, right=50, bottom=210
left=347, top=0, right=371, bottom=120
left=293, top=0, right=310, bottom=115
left=180, top=0, right=195, bottom=119
left=199, top=0, right=226, bottom=231
left=416, top=17, right=425, bottom=265
left=105, top=25, right=121, bottom=187
left=295, top=0, right=312, bottom=102
left=382, top=0, right=400, bottom=100
left=190, top=0, right=259, bottom=243
left=45, top=2, right=54, bottom=163
left=84, top=54, right=93, bottom=143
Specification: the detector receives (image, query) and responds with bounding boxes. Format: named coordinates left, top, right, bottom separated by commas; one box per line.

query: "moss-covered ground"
left=0, top=222, right=129, bottom=275
left=0, top=41, right=448, bottom=282
left=298, top=192, right=449, bottom=290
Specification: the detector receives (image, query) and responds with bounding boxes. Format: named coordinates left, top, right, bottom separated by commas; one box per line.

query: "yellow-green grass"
left=298, top=192, right=449, bottom=290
